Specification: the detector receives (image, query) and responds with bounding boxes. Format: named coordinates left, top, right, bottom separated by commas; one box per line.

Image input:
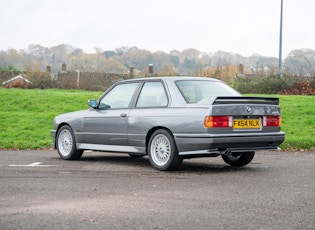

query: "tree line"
left=1, top=44, right=315, bottom=79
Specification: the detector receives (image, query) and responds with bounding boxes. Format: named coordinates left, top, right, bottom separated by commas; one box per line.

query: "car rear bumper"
left=174, top=132, right=285, bottom=155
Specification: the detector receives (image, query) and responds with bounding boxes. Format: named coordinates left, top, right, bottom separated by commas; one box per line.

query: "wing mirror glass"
left=88, top=99, right=98, bottom=108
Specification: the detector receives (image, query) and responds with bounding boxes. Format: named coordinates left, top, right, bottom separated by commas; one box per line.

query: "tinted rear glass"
left=176, top=80, right=240, bottom=103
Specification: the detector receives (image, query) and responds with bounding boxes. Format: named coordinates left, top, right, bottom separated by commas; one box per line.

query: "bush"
left=232, top=75, right=315, bottom=95
left=31, top=75, right=54, bottom=89
left=232, top=75, right=288, bottom=94
left=280, top=81, right=315, bottom=95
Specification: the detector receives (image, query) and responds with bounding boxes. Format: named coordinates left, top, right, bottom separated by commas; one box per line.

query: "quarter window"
left=136, top=82, right=168, bottom=107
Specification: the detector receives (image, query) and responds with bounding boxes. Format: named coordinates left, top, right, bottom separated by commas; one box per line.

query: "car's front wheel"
left=56, top=125, right=83, bottom=160
left=148, top=129, right=183, bottom=171
left=222, top=151, right=255, bottom=166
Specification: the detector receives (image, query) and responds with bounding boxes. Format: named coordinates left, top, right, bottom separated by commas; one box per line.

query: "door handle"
left=120, top=113, right=127, bottom=117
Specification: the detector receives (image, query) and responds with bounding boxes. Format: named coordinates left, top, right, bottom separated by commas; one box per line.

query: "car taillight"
left=263, top=116, right=281, bottom=127
left=204, top=116, right=232, bottom=128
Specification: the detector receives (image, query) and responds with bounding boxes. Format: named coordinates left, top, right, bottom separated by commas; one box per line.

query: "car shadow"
left=74, top=152, right=263, bottom=174
left=80, top=153, right=149, bottom=166
left=179, top=161, right=261, bottom=173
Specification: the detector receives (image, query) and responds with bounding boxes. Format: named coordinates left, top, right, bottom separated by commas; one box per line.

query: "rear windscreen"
left=175, top=80, right=241, bottom=103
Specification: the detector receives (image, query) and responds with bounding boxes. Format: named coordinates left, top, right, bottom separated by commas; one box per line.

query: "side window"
left=177, top=84, right=197, bottom=103
left=99, top=83, right=138, bottom=109
left=136, top=82, right=168, bottom=108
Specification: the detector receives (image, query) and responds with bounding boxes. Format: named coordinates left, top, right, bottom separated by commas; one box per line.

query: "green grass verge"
left=246, top=94, right=315, bottom=150
left=0, top=88, right=314, bottom=150
left=278, top=95, right=315, bottom=150
left=0, top=88, right=100, bottom=149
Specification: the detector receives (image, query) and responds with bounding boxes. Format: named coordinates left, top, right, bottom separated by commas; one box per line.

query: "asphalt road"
left=0, top=150, right=314, bottom=230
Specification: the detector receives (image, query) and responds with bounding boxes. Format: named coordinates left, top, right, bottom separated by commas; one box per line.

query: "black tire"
left=148, top=129, right=183, bottom=171
left=222, top=151, right=255, bottom=167
left=56, top=125, right=83, bottom=160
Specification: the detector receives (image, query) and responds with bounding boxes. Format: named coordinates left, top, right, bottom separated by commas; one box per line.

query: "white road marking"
left=9, top=162, right=56, bottom=167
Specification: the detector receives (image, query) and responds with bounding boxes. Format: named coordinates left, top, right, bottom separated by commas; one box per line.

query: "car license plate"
left=233, top=119, right=260, bottom=129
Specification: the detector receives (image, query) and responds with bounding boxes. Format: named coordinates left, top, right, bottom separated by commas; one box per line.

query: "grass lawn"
left=278, top=95, right=315, bottom=150
left=0, top=88, right=314, bottom=150
left=0, top=88, right=101, bottom=149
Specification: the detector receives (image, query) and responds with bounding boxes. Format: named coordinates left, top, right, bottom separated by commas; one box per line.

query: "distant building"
left=2, top=75, right=33, bottom=88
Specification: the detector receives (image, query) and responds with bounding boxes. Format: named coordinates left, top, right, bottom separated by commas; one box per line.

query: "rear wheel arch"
left=146, top=127, right=174, bottom=152
left=147, top=128, right=183, bottom=171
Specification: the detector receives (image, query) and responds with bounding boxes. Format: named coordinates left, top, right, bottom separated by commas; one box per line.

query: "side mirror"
left=88, top=99, right=98, bottom=109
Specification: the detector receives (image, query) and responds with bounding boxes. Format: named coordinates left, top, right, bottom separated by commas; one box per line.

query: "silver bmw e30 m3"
left=51, top=76, right=285, bottom=171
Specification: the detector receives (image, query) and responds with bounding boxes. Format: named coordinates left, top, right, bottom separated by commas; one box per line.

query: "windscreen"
left=176, top=80, right=241, bottom=103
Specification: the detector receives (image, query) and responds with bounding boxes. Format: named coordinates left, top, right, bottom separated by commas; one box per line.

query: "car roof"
left=120, top=76, right=222, bottom=83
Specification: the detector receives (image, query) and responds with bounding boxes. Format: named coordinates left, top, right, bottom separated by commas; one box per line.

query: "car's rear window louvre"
left=213, top=97, right=279, bottom=105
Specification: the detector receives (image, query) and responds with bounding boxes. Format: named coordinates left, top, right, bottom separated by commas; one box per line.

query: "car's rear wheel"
left=56, top=125, right=83, bottom=160
left=148, top=129, right=183, bottom=171
left=222, top=151, right=255, bottom=166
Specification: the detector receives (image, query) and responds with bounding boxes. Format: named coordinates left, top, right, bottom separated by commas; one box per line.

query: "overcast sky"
left=0, top=0, right=314, bottom=57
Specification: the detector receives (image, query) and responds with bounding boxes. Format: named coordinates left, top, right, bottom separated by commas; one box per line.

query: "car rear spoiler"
left=213, top=97, right=279, bottom=105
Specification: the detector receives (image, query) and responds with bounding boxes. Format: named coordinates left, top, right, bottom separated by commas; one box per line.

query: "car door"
left=127, top=81, right=169, bottom=147
left=84, top=82, right=139, bottom=146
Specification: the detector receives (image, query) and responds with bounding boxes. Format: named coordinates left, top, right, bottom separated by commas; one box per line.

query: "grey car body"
left=51, top=76, right=285, bottom=171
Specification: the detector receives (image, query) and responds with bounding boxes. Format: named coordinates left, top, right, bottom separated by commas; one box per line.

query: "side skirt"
left=77, top=143, right=146, bottom=154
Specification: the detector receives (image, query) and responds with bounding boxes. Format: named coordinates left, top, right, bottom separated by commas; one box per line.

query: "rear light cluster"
left=263, top=116, right=281, bottom=127
left=204, top=116, right=281, bottom=128
left=204, top=116, right=232, bottom=128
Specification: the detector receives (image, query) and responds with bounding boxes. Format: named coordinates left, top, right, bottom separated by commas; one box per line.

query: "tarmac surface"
left=0, top=150, right=314, bottom=230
